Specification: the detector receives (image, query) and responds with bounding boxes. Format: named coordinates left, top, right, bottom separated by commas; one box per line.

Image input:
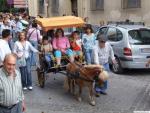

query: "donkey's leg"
left=72, top=79, right=76, bottom=96
left=77, top=84, right=82, bottom=102
left=68, top=77, right=71, bottom=93
left=88, top=84, right=96, bottom=106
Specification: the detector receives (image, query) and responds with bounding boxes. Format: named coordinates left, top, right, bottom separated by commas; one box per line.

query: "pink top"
left=52, top=37, right=70, bottom=53
left=27, top=28, right=41, bottom=41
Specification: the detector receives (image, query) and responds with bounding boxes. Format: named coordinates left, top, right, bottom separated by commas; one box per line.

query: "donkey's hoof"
left=90, top=101, right=96, bottom=106
left=77, top=97, right=82, bottom=102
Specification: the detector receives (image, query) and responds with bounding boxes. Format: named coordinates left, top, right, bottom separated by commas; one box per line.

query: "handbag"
left=17, top=56, right=26, bottom=67
left=17, top=42, right=27, bottom=67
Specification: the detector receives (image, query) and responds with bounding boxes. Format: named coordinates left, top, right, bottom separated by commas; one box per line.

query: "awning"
left=36, top=16, right=85, bottom=31
left=13, top=0, right=26, bottom=8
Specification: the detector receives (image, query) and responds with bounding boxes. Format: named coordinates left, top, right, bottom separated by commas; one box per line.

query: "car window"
left=116, top=29, right=123, bottom=41
left=107, top=27, right=123, bottom=42
left=129, top=29, right=150, bottom=45
left=98, top=27, right=108, bottom=35
left=107, top=27, right=117, bottom=41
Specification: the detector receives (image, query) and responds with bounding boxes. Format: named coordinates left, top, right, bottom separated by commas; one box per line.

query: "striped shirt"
left=93, top=42, right=115, bottom=65
left=0, top=68, right=24, bottom=106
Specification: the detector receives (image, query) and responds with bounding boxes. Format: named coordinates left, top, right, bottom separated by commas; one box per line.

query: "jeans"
left=26, top=57, right=32, bottom=87
left=45, top=54, right=52, bottom=68
left=0, top=102, right=22, bottom=113
left=8, top=39, right=14, bottom=51
left=30, top=40, right=38, bottom=66
left=19, top=57, right=32, bottom=87
left=19, top=66, right=26, bottom=88
left=84, top=49, right=93, bottom=64
left=95, top=63, right=110, bottom=93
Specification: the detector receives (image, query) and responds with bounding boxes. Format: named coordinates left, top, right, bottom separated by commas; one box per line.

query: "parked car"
left=96, top=23, right=150, bottom=73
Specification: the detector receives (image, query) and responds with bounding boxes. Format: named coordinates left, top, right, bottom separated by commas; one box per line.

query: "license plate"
left=141, top=48, right=150, bottom=53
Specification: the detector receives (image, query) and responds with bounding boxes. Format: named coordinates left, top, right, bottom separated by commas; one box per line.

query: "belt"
left=0, top=104, right=17, bottom=109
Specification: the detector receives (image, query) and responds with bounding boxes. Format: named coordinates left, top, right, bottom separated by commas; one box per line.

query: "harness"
left=67, top=62, right=102, bottom=83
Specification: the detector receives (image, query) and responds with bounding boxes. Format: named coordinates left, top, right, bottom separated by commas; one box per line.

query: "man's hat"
left=97, top=34, right=108, bottom=42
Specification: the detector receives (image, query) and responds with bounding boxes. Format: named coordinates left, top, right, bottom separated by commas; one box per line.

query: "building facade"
left=28, top=0, right=150, bottom=25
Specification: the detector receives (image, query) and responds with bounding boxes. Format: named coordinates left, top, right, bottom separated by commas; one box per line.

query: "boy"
left=41, top=36, right=53, bottom=71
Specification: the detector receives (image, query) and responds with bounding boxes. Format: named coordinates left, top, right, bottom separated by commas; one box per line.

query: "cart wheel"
left=37, top=68, right=45, bottom=88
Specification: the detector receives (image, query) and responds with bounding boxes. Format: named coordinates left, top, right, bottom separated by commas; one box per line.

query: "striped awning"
left=13, top=0, right=27, bottom=8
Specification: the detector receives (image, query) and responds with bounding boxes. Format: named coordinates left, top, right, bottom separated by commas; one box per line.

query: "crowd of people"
left=0, top=12, right=117, bottom=113
left=2, top=12, right=150, bottom=113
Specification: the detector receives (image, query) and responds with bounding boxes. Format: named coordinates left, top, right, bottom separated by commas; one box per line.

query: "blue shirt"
left=82, top=33, right=96, bottom=50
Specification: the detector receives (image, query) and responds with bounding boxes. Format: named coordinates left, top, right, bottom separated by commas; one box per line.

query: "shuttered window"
left=91, top=0, right=104, bottom=11
left=38, top=0, right=44, bottom=14
left=52, top=0, right=59, bottom=14
left=122, top=0, right=141, bottom=9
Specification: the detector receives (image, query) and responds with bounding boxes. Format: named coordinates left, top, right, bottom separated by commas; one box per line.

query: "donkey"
left=65, top=62, right=108, bottom=106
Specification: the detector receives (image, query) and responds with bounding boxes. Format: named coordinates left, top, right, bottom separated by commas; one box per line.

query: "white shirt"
left=0, top=39, right=11, bottom=65
left=1, top=24, right=11, bottom=31
left=93, top=42, right=115, bottom=65
left=13, top=41, right=38, bottom=58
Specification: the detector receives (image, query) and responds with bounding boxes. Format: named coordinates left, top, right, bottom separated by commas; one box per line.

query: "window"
left=116, top=29, right=123, bottom=41
left=98, top=27, right=108, bottom=35
left=107, top=28, right=123, bottom=42
left=91, top=0, right=104, bottom=11
left=107, top=27, right=117, bottom=41
left=129, top=29, right=150, bottom=45
left=38, top=0, right=44, bottom=14
left=122, top=0, right=141, bottom=9
left=96, top=27, right=108, bottom=40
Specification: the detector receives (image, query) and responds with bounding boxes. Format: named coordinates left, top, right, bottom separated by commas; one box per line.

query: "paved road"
left=24, top=69, right=150, bottom=113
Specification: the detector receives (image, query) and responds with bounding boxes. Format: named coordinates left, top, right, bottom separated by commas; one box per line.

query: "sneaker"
left=23, top=87, right=27, bottom=90
left=28, top=86, right=33, bottom=90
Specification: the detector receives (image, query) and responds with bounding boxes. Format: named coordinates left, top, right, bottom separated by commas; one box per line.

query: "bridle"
left=69, top=62, right=104, bottom=83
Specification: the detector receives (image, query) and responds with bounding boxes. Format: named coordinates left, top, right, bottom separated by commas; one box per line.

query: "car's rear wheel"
left=112, top=57, right=123, bottom=74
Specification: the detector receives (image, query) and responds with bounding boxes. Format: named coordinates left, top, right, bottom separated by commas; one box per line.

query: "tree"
left=0, top=0, right=8, bottom=12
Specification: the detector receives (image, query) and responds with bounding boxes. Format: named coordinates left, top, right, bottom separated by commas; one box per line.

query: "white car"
left=97, top=23, right=150, bottom=73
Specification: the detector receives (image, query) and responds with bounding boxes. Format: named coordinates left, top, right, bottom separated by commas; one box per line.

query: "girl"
left=13, top=31, right=40, bottom=90
left=52, top=28, right=74, bottom=66
left=82, top=26, right=96, bottom=64
left=70, top=31, right=83, bottom=62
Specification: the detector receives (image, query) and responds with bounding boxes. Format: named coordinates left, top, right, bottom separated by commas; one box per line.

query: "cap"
left=97, top=34, right=108, bottom=42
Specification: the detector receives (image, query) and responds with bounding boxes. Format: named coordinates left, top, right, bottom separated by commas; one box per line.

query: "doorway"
left=71, top=0, right=78, bottom=16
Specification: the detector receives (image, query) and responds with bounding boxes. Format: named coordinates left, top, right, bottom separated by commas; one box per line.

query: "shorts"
left=73, top=51, right=82, bottom=56
left=54, top=49, right=73, bottom=58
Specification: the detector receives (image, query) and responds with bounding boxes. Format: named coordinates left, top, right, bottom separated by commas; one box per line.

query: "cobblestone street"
left=24, top=69, right=150, bottom=113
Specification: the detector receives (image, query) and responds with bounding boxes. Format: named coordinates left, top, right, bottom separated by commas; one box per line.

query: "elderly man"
left=93, top=34, right=116, bottom=95
left=0, top=29, right=11, bottom=66
left=0, top=54, right=26, bottom=113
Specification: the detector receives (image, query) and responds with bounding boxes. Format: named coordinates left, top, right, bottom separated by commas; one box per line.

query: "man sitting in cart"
left=70, top=31, right=83, bottom=62
left=41, top=35, right=54, bottom=71
left=52, top=28, right=74, bottom=66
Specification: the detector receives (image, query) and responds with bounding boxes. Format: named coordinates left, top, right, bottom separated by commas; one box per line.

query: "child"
left=41, top=36, right=53, bottom=70
left=70, top=31, right=83, bottom=62
left=146, top=59, right=150, bottom=67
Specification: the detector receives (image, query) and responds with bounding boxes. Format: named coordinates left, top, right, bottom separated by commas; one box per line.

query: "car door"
left=106, top=27, right=124, bottom=59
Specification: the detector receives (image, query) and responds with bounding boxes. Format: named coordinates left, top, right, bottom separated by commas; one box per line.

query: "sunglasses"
left=99, top=40, right=106, bottom=43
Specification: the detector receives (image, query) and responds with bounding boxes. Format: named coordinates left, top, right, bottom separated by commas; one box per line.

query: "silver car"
left=97, top=24, right=150, bottom=73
